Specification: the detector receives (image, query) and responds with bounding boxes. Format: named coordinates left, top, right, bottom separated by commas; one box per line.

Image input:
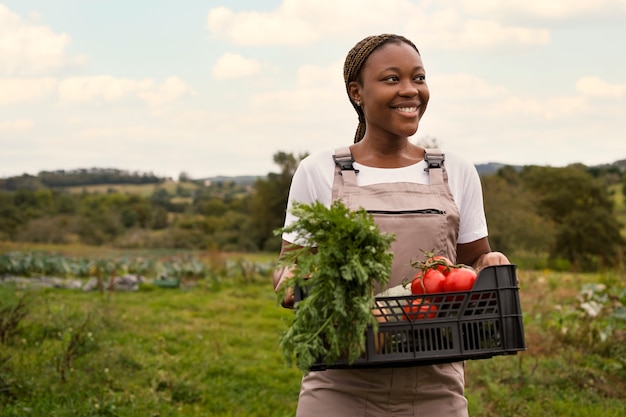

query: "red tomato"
left=427, top=255, right=453, bottom=275
left=410, top=269, right=446, bottom=295
left=443, top=267, right=477, bottom=292
left=402, top=299, right=438, bottom=320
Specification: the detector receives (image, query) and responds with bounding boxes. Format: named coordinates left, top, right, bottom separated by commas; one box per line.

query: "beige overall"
left=295, top=148, right=468, bottom=417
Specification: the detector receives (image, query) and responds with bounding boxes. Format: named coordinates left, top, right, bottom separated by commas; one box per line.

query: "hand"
left=273, top=266, right=295, bottom=309
left=474, top=251, right=510, bottom=271
left=281, top=289, right=295, bottom=309
left=474, top=251, right=518, bottom=284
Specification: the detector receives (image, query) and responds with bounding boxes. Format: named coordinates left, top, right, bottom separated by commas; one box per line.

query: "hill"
left=475, top=162, right=523, bottom=176
left=2, top=158, right=625, bottom=190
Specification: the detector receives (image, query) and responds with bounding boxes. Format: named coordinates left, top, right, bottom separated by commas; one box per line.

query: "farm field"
left=1, top=244, right=625, bottom=416
left=60, top=180, right=200, bottom=197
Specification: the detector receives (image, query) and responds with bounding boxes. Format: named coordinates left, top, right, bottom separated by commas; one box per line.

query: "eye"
left=414, top=74, right=426, bottom=82
left=383, top=75, right=399, bottom=83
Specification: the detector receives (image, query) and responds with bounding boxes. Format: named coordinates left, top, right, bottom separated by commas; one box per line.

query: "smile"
left=394, top=107, right=418, bottom=113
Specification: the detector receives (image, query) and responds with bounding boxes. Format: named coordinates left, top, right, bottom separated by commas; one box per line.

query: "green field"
left=60, top=180, right=201, bottom=197
left=1, top=246, right=625, bottom=416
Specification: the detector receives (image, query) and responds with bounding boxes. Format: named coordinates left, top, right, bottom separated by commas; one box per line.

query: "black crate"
left=298, top=264, right=525, bottom=371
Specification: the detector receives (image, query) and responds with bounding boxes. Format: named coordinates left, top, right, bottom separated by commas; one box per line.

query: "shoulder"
left=294, top=148, right=340, bottom=184
left=443, top=151, right=478, bottom=173
left=442, top=150, right=484, bottom=206
left=298, top=148, right=336, bottom=170
left=287, top=148, right=338, bottom=205
left=443, top=151, right=482, bottom=186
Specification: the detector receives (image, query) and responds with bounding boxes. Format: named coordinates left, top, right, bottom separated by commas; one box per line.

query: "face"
left=349, top=42, right=429, bottom=140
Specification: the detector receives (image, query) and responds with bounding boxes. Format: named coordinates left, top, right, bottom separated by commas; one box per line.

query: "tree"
left=520, top=165, right=624, bottom=269
left=481, top=168, right=554, bottom=255
left=247, top=151, right=307, bottom=252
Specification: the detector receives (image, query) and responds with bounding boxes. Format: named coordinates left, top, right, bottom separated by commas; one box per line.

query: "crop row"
left=0, top=251, right=272, bottom=281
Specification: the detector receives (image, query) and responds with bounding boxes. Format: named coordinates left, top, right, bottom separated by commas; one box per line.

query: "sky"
left=1, top=0, right=626, bottom=180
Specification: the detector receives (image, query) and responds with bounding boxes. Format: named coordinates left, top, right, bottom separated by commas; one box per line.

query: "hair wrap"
left=343, top=34, right=420, bottom=143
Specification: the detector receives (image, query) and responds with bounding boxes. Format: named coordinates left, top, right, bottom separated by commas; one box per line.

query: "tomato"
left=443, top=267, right=477, bottom=292
left=410, top=268, right=446, bottom=295
left=427, top=255, right=453, bottom=275
left=402, top=299, right=438, bottom=320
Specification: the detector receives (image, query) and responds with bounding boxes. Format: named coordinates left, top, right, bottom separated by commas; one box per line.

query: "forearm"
left=457, top=237, right=510, bottom=270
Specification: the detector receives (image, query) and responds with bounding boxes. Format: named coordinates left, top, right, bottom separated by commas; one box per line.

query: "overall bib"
left=296, top=148, right=468, bottom=417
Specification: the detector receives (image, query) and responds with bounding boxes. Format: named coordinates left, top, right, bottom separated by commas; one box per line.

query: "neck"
left=351, top=138, right=424, bottom=168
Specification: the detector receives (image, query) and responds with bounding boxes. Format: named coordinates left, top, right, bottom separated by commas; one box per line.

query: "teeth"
left=396, top=107, right=417, bottom=113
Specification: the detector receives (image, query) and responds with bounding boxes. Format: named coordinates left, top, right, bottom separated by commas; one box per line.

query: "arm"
left=456, top=236, right=510, bottom=271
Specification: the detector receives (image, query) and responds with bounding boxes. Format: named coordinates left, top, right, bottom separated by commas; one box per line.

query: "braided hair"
left=343, top=34, right=420, bottom=143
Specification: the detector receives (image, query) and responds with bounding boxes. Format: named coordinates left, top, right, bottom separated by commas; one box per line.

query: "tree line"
left=0, top=168, right=164, bottom=190
left=0, top=152, right=624, bottom=271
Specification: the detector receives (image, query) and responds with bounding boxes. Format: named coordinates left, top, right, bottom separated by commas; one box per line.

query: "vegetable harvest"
left=276, top=200, right=394, bottom=371
left=408, top=253, right=477, bottom=295
left=399, top=253, right=478, bottom=320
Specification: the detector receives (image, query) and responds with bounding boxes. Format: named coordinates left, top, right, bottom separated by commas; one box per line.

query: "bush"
left=549, top=279, right=626, bottom=365
left=17, top=216, right=75, bottom=244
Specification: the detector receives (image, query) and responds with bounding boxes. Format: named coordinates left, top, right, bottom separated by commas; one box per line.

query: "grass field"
left=60, top=180, right=200, bottom=197
left=1, top=246, right=625, bottom=416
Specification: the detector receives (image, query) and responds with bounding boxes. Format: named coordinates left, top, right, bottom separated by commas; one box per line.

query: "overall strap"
left=331, top=147, right=358, bottom=201
left=332, top=146, right=358, bottom=186
left=424, top=149, right=447, bottom=185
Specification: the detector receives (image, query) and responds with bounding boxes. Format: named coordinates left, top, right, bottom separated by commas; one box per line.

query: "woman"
left=274, top=34, right=509, bottom=417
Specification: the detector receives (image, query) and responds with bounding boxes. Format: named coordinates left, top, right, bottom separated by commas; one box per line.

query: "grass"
left=0, top=281, right=301, bottom=416
left=465, top=269, right=626, bottom=416
left=1, top=248, right=625, bottom=416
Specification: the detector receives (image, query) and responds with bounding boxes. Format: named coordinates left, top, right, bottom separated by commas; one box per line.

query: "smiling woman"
left=274, top=33, right=511, bottom=417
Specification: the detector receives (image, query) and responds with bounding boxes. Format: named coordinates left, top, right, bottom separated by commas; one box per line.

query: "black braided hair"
left=343, top=34, right=420, bottom=143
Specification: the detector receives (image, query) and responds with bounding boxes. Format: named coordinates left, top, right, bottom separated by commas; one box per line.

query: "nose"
left=399, top=79, right=419, bottom=97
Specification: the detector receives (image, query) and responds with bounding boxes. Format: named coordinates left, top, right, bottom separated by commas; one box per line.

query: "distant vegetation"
left=0, top=168, right=164, bottom=190
left=0, top=152, right=625, bottom=271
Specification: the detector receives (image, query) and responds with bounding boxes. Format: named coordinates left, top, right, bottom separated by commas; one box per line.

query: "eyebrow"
left=380, top=66, right=425, bottom=73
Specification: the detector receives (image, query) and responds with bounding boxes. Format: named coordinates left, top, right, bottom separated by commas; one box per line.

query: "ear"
left=348, top=81, right=361, bottom=104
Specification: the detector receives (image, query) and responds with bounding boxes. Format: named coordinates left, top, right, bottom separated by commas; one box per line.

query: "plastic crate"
left=297, top=264, right=525, bottom=371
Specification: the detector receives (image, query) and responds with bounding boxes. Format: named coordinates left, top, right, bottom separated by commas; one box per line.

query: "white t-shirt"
left=282, top=148, right=488, bottom=245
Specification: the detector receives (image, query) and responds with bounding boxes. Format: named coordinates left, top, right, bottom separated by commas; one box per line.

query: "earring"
left=355, top=100, right=361, bottom=106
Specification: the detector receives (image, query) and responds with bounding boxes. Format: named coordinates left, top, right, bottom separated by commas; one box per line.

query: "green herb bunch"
left=276, top=200, right=394, bottom=371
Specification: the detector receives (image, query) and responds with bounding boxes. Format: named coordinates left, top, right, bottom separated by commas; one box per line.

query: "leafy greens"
left=276, top=200, right=394, bottom=371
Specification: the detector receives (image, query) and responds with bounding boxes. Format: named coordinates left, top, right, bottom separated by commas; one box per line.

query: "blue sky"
left=1, top=0, right=625, bottom=179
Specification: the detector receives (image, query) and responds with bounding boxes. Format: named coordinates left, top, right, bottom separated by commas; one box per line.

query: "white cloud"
left=137, top=76, right=196, bottom=106
left=0, top=77, right=57, bottom=105
left=207, top=4, right=318, bottom=45
left=457, top=19, right=550, bottom=48
left=427, top=73, right=589, bottom=120
left=58, top=75, right=193, bottom=106
left=206, top=0, right=415, bottom=45
left=296, top=60, right=343, bottom=88
left=576, top=76, right=626, bottom=98
left=212, top=53, right=261, bottom=80
left=495, top=95, right=588, bottom=120
left=0, top=118, right=34, bottom=133
left=0, top=4, right=72, bottom=75
left=248, top=60, right=345, bottom=114
left=454, top=0, right=626, bottom=19
left=428, top=73, right=508, bottom=99
left=58, top=76, right=151, bottom=103
left=207, top=0, right=550, bottom=49
left=77, top=126, right=165, bottom=140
